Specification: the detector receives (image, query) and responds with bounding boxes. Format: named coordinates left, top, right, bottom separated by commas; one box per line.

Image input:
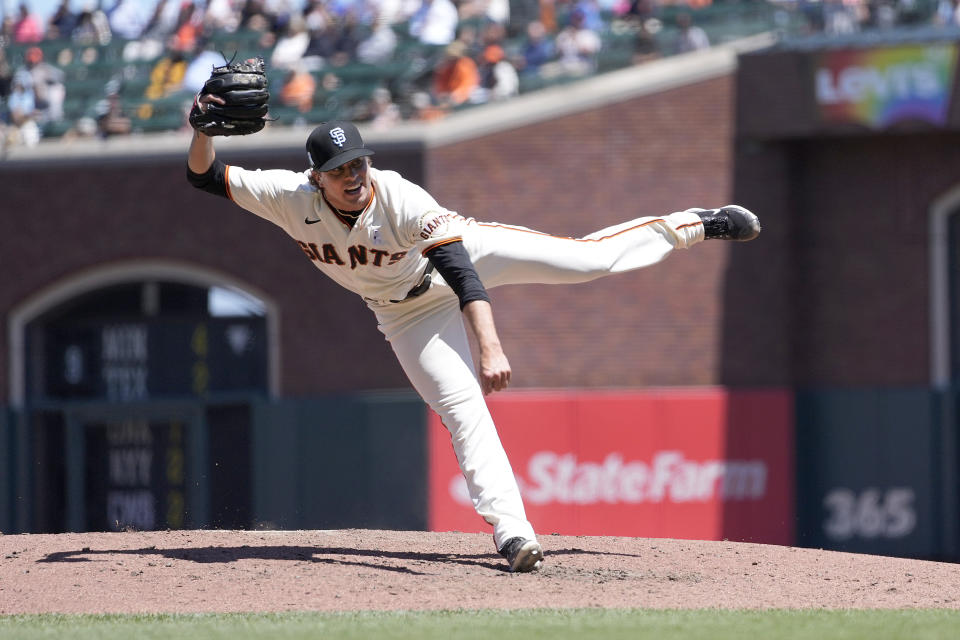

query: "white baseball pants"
left=373, top=209, right=704, bottom=549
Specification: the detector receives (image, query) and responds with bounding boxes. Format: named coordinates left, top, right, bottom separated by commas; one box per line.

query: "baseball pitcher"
left=185, top=58, right=760, bottom=572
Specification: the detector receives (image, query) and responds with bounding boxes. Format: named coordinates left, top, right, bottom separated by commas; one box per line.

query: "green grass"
left=1, top=609, right=959, bottom=640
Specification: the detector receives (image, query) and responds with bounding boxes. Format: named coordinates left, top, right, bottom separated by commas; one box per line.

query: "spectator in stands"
left=5, top=75, right=40, bottom=147
left=304, top=0, right=332, bottom=30
left=94, top=83, right=132, bottom=138
left=303, top=13, right=337, bottom=66
left=145, top=45, right=188, bottom=100
left=0, top=48, right=11, bottom=102
left=141, top=0, right=183, bottom=43
left=21, top=47, right=65, bottom=124
left=205, top=0, right=243, bottom=33
left=476, top=44, right=519, bottom=102
left=410, top=89, right=447, bottom=120
left=673, top=12, right=709, bottom=54
left=356, top=14, right=399, bottom=64
left=540, top=0, right=559, bottom=32
left=304, top=11, right=362, bottom=68
left=13, top=3, right=44, bottom=43
left=452, top=19, right=482, bottom=58
left=261, top=0, right=302, bottom=33
left=241, top=0, right=273, bottom=31
left=895, top=0, right=927, bottom=25
left=431, top=40, right=480, bottom=108
left=328, top=0, right=381, bottom=26
left=822, top=0, right=861, bottom=34
left=933, top=0, right=959, bottom=26
left=182, top=43, right=228, bottom=95
left=72, top=3, right=113, bottom=46
left=365, top=86, right=402, bottom=129
left=541, top=8, right=601, bottom=78
left=330, top=10, right=368, bottom=63
left=333, top=12, right=370, bottom=66
left=124, top=0, right=180, bottom=62
left=279, top=64, right=317, bottom=112
left=0, top=16, right=14, bottom=49
left=516, top=20, right=554, bottom=77
left=409, top=0, right=460, bottom=46
left=271, top=16, right=311, bottom=70
left=571, top=0, right=604, bottom=32
left=487, top=0, right=512, bottom=26
left=338, top=6, right=370, bottom=56
left=625, top=0, right=654, bottom=24
left=459, top=0, right=512, bottom=26
left=478, top=20, right=508, bottom=54
left=169, top=2, right=202, bottom=54
left=48, top=0, right=80, bottom=40
left=375, top=0, right=417, bottom=25
left=108, top=0, right=151, bottom=41
left=510, top=0, right=542, bottom=34
left=631, top=16, right=659, bottom=64
left=871, top=0, right=898, bottom=29
left=0, top=47, right=12, bottom=147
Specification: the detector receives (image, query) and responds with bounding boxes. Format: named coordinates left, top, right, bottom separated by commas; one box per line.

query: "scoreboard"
left=32, top=317, right=265, bottom=532
left=40, top=317, right=267, bottom=400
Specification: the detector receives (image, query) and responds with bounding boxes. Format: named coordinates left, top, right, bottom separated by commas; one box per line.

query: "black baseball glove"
left=189, top=56, right=270, bottom=136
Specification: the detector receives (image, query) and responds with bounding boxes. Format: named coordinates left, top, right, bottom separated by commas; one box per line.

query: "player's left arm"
left=187, top=127, right=230, bottom=199
left=188, top=130, right=216, bottom=173
left=462, top=299, right=512, bottom=395
left=426, top=241, right=510, bottom=395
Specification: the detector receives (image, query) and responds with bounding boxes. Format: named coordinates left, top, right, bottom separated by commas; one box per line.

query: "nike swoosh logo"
left=304, top=217, right=321, bottom=224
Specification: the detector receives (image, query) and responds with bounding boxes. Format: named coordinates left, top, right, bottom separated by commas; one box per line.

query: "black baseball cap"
left=306, top=121, right=374, bottom=172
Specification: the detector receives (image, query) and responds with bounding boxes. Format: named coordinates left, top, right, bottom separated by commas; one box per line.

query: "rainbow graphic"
left=814, top=44, right=958, bottom=128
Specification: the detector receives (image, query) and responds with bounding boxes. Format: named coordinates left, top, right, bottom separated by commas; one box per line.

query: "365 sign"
left=822, top=487, right=917, bottom=541
left=428, top=389, right=794, bottom=544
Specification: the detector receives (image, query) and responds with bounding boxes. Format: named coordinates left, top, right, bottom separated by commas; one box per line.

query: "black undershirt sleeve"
left=186, top=158, right=228, bottom=198
left=425, top=241, right=491, bottom=310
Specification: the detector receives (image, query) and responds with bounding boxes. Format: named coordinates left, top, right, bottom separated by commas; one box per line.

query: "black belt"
left=390, top=264, right=435, bottom=303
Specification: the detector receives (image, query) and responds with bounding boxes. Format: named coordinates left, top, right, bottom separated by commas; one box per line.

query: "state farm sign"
left=428, top=389, right=794, bottom=543
left=447, top=451, right=767, bottom=506
left=524, top=450, right=767, bottom=503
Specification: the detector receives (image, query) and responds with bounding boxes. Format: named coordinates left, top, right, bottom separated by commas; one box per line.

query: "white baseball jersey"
left=220, top=157, right=709, bottom=551
left=225, top=165, right=466, bottom=304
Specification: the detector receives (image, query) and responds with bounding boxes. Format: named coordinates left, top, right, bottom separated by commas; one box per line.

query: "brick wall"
left=784, top=136, right=960, bottom=386
left=735, top=53, right=960, bottom=386
left=0, top=149, right=418, bottom=399
left=426, top=76, right=742, bottom=388
left=13, top=63, right=948, bottom=398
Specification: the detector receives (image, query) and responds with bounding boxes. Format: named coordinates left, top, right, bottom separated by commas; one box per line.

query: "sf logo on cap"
left=329, top=127, right=347, bottom=147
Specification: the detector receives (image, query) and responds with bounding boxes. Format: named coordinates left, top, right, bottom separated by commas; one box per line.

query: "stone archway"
left=7, top=259, right=279, bottom=408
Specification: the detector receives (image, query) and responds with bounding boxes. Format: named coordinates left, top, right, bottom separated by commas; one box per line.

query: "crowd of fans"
left=0, top=0, right=947, bottom=151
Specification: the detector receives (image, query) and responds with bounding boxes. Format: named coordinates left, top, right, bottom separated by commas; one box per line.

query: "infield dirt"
left=1, top=529, right=958, bottom=614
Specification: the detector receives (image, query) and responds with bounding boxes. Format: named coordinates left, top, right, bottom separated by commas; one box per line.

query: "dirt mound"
left=1, top=529, right=958, bottom=614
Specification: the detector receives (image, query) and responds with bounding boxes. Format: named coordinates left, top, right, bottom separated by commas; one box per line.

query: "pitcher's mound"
left=2, top=529, right=958, bottom=614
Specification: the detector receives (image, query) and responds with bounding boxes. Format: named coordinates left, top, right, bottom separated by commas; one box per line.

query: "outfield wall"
left=3, top=386, right=956, bottom=561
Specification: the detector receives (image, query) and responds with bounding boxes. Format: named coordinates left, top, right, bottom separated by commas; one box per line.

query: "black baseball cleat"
left=498, top=537, right=544, bottom=573
left=697, top=205, right=761, bottom=241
